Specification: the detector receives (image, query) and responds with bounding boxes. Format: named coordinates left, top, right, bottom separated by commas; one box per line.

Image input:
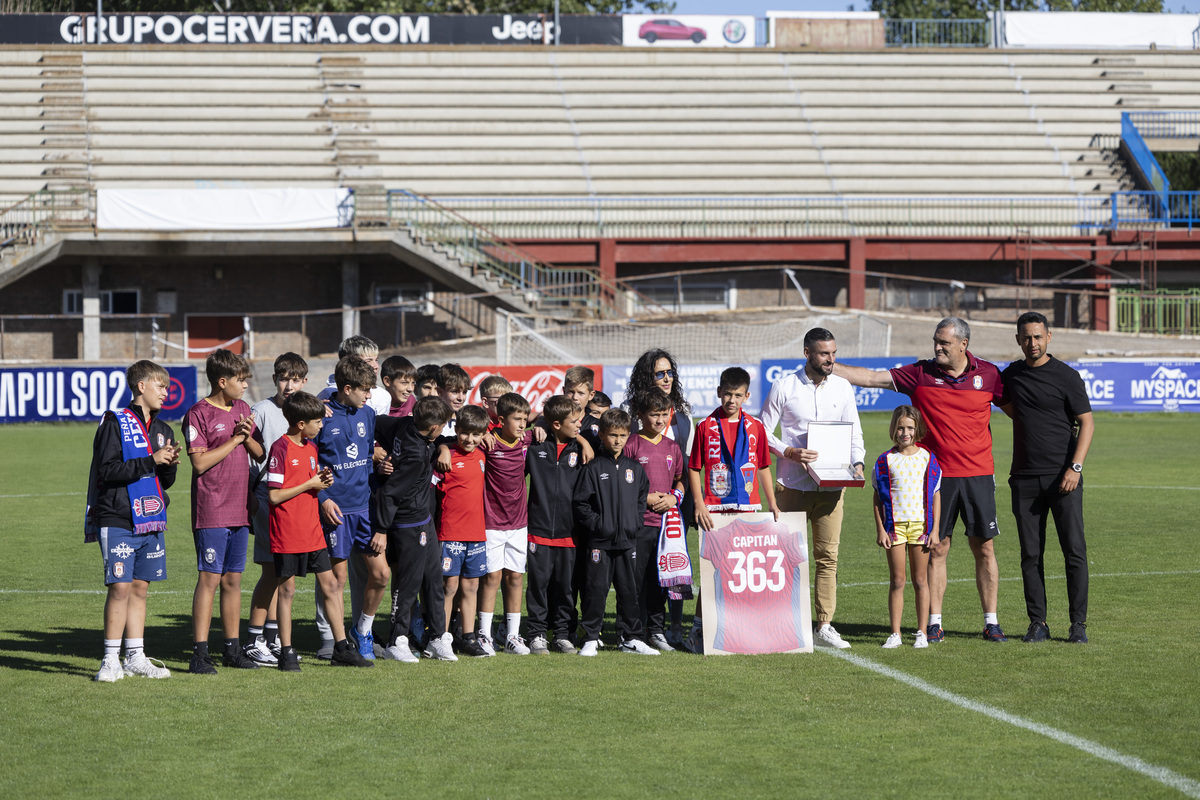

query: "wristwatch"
left=1070, top=463, right=1083, bottom=473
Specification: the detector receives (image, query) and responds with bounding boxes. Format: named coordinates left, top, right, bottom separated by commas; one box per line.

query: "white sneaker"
left=122, top=652, right=171, bottom=678
left=504, top=634, right=531, bottom=655
left=244, top=637, right=277, bottom=665
left=424, top=632, right=459, bottom=662
left=529, top=635, right=550, bottom=655
left=882, top=632, right=903, bottom=649
left=913, top=630, right=929, bottom=649
left=618, top=639, right=661, bottom=656
left=478, top=632, right=497, bottom=657
left=382, top=636, right=420, bottom=664
left=94, top=654, right=124, bottom=682
left=815, top=624, right=852, bottom=650
left=648, top=633, right=674, bottom=652
left=578, top=639, right=599, bottom=657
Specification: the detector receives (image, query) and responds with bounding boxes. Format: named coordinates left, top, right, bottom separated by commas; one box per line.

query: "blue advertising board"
left=1068, top=359, right=1200, bottom=412
left=0, top=366, right=197, bottom=423
left=603, top=363, right=764, bottom=415
left=760, top=357, right=918, bottom=412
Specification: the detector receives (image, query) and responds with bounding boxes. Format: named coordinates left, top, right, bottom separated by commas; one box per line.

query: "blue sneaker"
left=983, top=623, right=1008, bottom=643
left=926, top=623, right=945, bottom=643
left=349, top=627, right=376, bottom=661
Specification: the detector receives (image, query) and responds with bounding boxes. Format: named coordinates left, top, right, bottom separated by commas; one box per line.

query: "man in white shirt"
left=761, top=328, right=865, bottom=650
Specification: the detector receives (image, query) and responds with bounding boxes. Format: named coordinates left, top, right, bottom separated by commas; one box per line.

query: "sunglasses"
left=654, top=369, right=677, bottom=381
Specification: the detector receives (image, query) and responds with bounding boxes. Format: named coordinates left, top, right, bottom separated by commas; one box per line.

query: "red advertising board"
left=463, top=365, right=603, bottom=414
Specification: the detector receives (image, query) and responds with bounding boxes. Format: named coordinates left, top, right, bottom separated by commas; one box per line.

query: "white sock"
left=929, top=614, right=942, bottom=627
left=124, top=637, right=143, bottom=659
left=479, top=612, right=494, bottom=638
left=104, top=639, right=121, bottom=658
left=984, top=612, right=998, bottom=625
left=357, top=614, right=375, bottom=638
left=506, top=613, right=521, bottom=639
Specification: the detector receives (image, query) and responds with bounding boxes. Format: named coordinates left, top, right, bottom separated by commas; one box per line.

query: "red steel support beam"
left=847, top=237, right=866, bottom=310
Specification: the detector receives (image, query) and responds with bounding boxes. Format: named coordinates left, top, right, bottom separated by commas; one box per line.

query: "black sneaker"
left=1022, top=621, right=1050, bottom=643
left=189, top=651, right=218, bottom=675
left=1068, top=622, right=1089, bottom=643
left=331, top=643, right=375, bottom=668
left=457, top=633, right=488, bottom=658
left=222, top=647, right=261, bottom=669
left=277, top=647, right=301, bottom=673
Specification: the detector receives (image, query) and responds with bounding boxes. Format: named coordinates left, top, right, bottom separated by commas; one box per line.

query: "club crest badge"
left=156, top=433, right=164, bottom=448
left=187, top=426, right=198, bottom=443
left=357, top=422, right=366, bottom=438
left=480, top=460, right=485, bottom=473
left=310, top=456, right=317, bottom=470
left=443, top=557, right=452, bottom=572
left=973, top=376, right=983, bottom=390
left=709, top=462, right=732, bottom=498
left=329, top=532, right=337, bottom=549
left=741, top=463, right=756, bottom=495
left=529, top=541, right=537, bottom=553
left=133, top=496, right=162, bottom=516
left=204, top=548, right=216, bottom=564
left=420, top=531, right=427, bottom=546
left=113, top=561, right=124, bottom=578
left=592, top=549, right=601, bottom=563
left=568, top=452, right=578, bottom=467
left=625, top=469, right=634, bottom=484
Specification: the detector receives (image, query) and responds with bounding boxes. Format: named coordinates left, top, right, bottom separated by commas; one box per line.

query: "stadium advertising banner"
left=622, top=14, right=756, bottom=47
left=463, top=365, right=603, bottom=415
left=699, top=512, right=812, bottom=655
left=1068, top=359, right=1200, bottom=412
left=604, top=363, right=763, bottom=415
left=0, top=13, right=622, bottom=46
left=0, top=366, right=197, bottom=424
left=761, top=357, right=916, bottom=413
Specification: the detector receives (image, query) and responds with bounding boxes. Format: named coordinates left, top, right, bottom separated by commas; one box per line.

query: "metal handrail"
left=884, top=18, right=990, bottom=48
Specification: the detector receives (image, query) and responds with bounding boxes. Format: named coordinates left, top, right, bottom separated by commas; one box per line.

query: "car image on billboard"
left=638, top=18, right=707, bottom=43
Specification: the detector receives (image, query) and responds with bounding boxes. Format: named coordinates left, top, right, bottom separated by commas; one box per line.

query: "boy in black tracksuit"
left=372, top=396, right=457, bottom=661
left=572, top=408, right=656, bottom=657
left=525, top=396, right=586, bottom=654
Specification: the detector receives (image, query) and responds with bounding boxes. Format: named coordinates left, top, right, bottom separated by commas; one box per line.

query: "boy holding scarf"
left=85, top=360, right=181, bottom=682
left=686, top=367, right=779, bottom=653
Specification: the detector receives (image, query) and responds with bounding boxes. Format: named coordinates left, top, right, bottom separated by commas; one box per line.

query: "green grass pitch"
left=1, top=413, right=1198, bottom=798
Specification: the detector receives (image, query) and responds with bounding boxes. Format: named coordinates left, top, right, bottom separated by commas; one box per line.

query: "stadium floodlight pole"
left=97, top=0, right=102, bottom=45
left=555, top=0, right=560, bottom=45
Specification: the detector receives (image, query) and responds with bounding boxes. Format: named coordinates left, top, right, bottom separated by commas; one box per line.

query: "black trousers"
left=1010, top=474, right=1088, bottom=625
left=386, top=525, right=446, bottom=646
left=580, top=546, right=642, bottom=642
left=525, top=542, right=576, bottom=639
left=633, top=524, right=667, bottom=637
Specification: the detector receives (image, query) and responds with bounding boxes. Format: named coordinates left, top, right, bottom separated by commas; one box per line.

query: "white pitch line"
left=824, top=649, right=1200, bottom=799
left=839, top=569, right=1200, bottom=589
left=0, top=588, right=316, bottom=596
left=1088, top=485, right=1200, bottom=491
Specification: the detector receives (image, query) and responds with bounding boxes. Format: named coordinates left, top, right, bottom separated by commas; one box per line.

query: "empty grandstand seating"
left=3, top=45, right=1200, bottom=222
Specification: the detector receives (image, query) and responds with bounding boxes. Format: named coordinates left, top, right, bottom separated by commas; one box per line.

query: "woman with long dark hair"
left=624, top=349, right=694, bottom=647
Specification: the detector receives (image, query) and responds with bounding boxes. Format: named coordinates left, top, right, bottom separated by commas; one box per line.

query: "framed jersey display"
left=698, top=512, right=812, bottom=655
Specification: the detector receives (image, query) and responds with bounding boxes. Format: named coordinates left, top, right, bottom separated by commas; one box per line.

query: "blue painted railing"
left=1125, top=111, right=1200, bottom=139
left=1121, top=112, right=1170, bottom=209
left=1112, top=190, right=1200, bottom=231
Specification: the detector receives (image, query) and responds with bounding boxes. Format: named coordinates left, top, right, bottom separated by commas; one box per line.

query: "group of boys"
left=90, top=332, right=783, bottom=679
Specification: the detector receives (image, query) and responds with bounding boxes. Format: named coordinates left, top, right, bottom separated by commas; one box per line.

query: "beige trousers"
left=776, top=485, right=845, bottom=624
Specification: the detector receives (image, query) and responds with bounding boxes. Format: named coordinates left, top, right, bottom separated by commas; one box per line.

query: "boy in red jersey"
left=183, top=348, right=264, bottom=674
left=686, top=366, right=778, bottom=653
left=623, top=389, right=685, bottom=652
left=434, top=405, right=491, bottom=658
left=266, top=391, right=372, bottom=671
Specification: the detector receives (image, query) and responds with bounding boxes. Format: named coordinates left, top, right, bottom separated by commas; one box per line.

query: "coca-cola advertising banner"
left=464, top=365, right=603, bottom=415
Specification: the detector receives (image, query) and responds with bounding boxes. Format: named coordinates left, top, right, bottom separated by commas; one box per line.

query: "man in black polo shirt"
left=1002, top=312, right=1095, bottom=644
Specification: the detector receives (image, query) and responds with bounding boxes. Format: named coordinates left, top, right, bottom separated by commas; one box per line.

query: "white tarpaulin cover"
left=96, top=188, right=354, bottom=230
left=998, top=11, right=1200, bottom=49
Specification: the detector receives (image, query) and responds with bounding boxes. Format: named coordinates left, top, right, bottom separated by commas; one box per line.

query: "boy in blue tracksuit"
left=313, top=356, right=379, bottom=659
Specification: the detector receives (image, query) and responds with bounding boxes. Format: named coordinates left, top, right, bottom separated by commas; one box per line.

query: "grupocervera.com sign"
left=0, top=13, right=622, bottom=46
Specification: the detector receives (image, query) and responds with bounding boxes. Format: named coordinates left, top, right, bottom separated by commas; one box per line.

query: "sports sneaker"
left=913, top=630, right=928, bottom=649
left=189, top=651, right=217, bottom=675
left=815, top=624, right=852, bottom=650
left=315, top=640, right=335, bottom=660
left=478, top=632, right=497, bottom=657
left=683, top=624, right=704, bottom=654
left=382, top=636, right=420, bottom=664
left=332, top=644, right=375, bottom=668
left=926, top=623, right=945, bottom=643
left=648, top=633, right=674, bottom=652
left=93, top=654, right=125, bottom=683
left=349, top=627, right=376, bottom=661
left=529, top=635, right=550, bottom=655
left=618, top=639, right=660, bottom=656
left=882, top=632, right=903, bottom=649
left=122, top=652, right=171, bottom=679
left=552, top=637, right=578, bottom=655
left=457, top=633, right=489, bottom=658
left=982, top=623, right=1008, bottom=643
left=578, top=639, right=599, bottom=657
left=222, top=648, right=261, bottom=669
left=424, top=632, right=459, bottom=662
left=1022, top=621, right=1050, bottom=643
left=277, top=648, right=301, bottom=673
left=665, top=622, right=685, bottom=648
left=243, top=637, right=278, bottom=665
left=505, top=634, right=531, bottom=655
left=1068, top=622, right=1089, bottom=644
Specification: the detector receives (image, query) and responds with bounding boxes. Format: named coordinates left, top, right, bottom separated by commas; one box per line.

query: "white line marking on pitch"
left=839, top=569, right=1200, bottom=589
left=824, top=649, right=1200, bottom=799
left=0, top=588, right=316, bottom=596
